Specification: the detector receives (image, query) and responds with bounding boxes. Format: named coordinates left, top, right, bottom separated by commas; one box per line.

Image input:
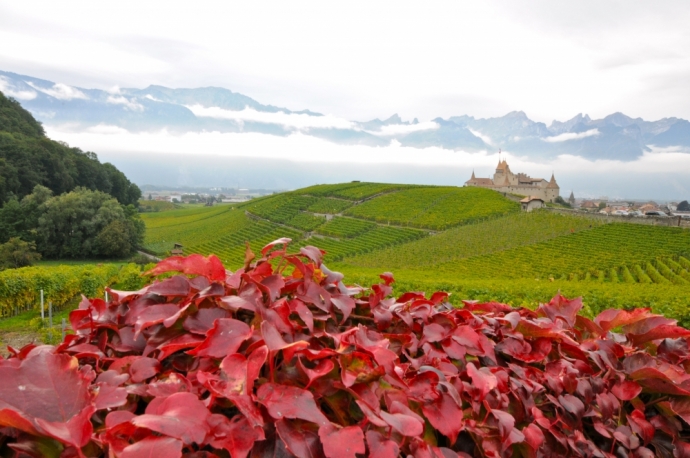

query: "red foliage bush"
left=3, top=238, right=690, bottom=457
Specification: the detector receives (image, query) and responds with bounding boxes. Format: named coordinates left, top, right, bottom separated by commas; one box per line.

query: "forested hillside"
left=0, top=92, right=144, bottom=262
left=0, top=91, right=141, bottom=206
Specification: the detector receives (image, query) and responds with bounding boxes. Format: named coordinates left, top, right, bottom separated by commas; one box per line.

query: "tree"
left=0, top=237, right=41, bottom=269
left=148, top=193, right=153, bottom=201
left=36, top=187, right=144, bottom=259
left=678, top=200, right=690, bottom=211
left=598, top=202, right=607, bottom=210
left=554, top=196, right=571, bottom=208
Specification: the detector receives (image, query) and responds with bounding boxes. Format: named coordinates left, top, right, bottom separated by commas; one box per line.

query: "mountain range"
left=2, top=69, right=690, bottom=162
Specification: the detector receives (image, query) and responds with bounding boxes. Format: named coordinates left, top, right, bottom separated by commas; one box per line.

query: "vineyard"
left=343, top=186, right=519, bottom=230
left=429, top=223, right=690, bottom=280
left=316, top=217, right=377, bottom=238
left=296, top=182, right=425, bottom=200
left=299, top=226, right=427, bottom=262
left=343, top=212, right=602, bottom=269
left=0, top=264, right=121, bottom=317
left=135, top=182, right=690, bottom=319
left=140, top=205, right=247, bottom=255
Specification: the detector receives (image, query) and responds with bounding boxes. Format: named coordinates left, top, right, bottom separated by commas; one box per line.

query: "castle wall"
left=493, top=185, right=558, bottom=202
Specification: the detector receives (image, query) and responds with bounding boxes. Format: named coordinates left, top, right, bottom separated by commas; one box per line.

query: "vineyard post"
left=40, top=290, right=44, bottom=320
left=105, top=290, right=109, bottom=302
left=49, top=301, right=52, bottom=328
left=61, top=318, right=66, bottom=340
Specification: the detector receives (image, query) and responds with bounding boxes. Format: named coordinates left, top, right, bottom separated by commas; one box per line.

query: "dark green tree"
left=36, top=187, right=143, bottom=259
left=0, top=237, right=41, bottom=269
left=678, top=200, right=690, bottom=211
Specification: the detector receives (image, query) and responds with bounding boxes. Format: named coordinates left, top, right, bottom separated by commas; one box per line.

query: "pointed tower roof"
left=547, top=173, right=559, bottom=189
left=471, top=170, right=476, bottom=179
left=569, top=191, right=574, bottom=199
left=496, top=159, right=509, bottom=171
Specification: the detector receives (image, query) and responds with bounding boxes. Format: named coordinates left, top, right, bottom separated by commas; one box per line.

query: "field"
left=136, top=181, right=690, bottom=318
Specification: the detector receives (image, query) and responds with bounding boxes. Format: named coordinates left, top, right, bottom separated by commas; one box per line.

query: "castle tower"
left=546, top=173, right=560, bottom=202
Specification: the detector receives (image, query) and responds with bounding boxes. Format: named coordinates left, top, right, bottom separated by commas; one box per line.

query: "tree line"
left=0, top=91, right=141, bottom=206
left=0, top=91, right=144, bottom=267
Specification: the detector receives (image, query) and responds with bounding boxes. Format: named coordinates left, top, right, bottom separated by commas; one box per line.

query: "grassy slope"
left=141, top=182, right=690, bottom=322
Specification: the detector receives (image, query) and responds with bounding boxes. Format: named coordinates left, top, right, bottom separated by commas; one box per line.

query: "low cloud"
left=106, top=95, right=144, bottom=111
left=468, top=128, right=494, bottom=146
left=367, top=121, right=439, bottom=136
left=41, top=124, right=690, bottom=200
left=85, top=124, right=129, bottom=135
left=26, top=81, right=88, bottom=100
left=543, top=128, right=600, bottom=143
left=186, top=105, right=356, bottom=130
left=0, top=76, right=37, bottom=100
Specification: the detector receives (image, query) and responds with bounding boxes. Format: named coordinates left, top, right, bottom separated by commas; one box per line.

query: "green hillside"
left=142, top=182, right=690, bottom=321
left=0, top=91, right=141, bottom=206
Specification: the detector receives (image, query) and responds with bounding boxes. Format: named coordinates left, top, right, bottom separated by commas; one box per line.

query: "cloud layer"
left=0, top=76, right=36, bottom=100
left=44, top=124, right=690, bottom=199
left=543, top=129, right=600, bottom=143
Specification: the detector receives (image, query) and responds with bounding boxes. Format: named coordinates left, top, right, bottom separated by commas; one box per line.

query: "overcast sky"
left=2, top=1, right=690, bottom=124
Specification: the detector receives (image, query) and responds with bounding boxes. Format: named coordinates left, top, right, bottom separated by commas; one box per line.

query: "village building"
left=580, top=200, right=598, bottom=211
left=520, top=196, right=545, bottom=212
left=465, top=159, right=560, bottom=202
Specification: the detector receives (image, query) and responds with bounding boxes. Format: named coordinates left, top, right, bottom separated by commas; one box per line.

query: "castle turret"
left=546, top=173, right=560, bottom=202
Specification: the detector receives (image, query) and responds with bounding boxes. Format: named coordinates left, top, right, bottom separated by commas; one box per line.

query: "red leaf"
left=466, top=362, right=497, bottom=400
left=130, top=357, right=161, bottom=383
left=611, top=380, right=642, bottom=401
left=209, top=414, right=262, bottom=458
left=365, top=430, right=399, bottom=458
left=119, top=436, right=183, bottom=458
left=187, top=318, right=252, bottom=358
left=130, top=392, right=210, bottom=444
left=299, top=246, right=324, bottom=266
left=628, top=409, right=655, bottom=445
left=537, top=293, right=582, bottom=327
left=147, top=275, right=192, bottom=297
left=558, top=394, right=585, bottom=421
left=262, top=238, right=292, bottom=256
left=522, top=424, right=545, bottom=450
left=318, top=423, right=365, bottom=458
left=299, top=357, right=335, bottom=388
left=379, top=401, right=424, bottom=437
left=183, top=308, right=232, bottom=334
left=132, top=303, right=181, bottom=338
left=594, top=308, right=654, bottom=333
left=339, top=352, right=384, bottom=387
left=0, top=349, right=93, bottom=445
left=274, top=419, right=323, bottom=458
left=256, top=383, right=328, bottom=426
left=421, top=391, right=464, bottom=443
left=496, top=337, right=551, bottom=363
left=146, top=254, right=226, bottom=283
left=670, top=397, right=690, bottom=425
left=331, top=295, right=355, bottom=323
left=628, top=367, right=690, bottom=395
left=628, top=324, right=690, bottom=346
left=94, top=383, right=128, bottom=410
left=261, top=321, right=309, bottom=356
left=379, top=272, right=395, bottom=286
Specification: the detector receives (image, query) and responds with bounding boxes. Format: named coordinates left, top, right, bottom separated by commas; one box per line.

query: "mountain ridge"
left=2, top=70, right=690, bottom=162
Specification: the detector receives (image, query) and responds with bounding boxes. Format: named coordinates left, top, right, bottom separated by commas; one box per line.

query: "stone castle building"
left=464, top=159, right=560, bottom=202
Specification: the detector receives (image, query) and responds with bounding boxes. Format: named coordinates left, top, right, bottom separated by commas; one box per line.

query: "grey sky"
left=2, top=1, right=690, bottom=124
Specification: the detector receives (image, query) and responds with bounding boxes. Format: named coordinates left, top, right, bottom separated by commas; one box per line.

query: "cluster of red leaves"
left=3, top=239, right=690, bottom=457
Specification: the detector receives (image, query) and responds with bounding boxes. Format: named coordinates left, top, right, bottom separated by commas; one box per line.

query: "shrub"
left=2, top=241, right=690, bottom=457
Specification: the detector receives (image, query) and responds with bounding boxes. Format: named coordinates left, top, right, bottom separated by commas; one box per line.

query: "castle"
left=464, top=159, right=560, bottom=202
